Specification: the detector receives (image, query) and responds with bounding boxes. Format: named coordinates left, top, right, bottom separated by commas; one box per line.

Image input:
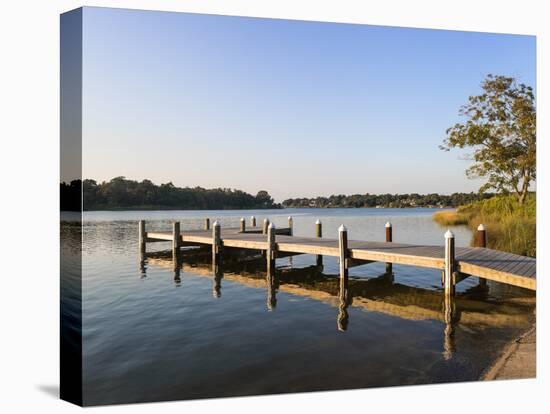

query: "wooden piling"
left=267, top=222, right=276, bottom=269
left=263, top=218, right=270, bottom=235
left=212, top=221, right=221, bottom=267
left=338, top=225, right=349, bottom=288
left=251, top=216, right=256, bottom=227
left=138, top=220, right=146, bottom=255
left=444, top=230, right=456, bottom=296
left=288, top=216, right=293, bottom=236
left=240, top=217, right=246, bottom=233
left=476, top=224, right=487, bottom=287
left=204, top=218, right=210, bottom=231
left=315, top=220, right=323, bottom=267
left=385, top=221, right=393, bottom=274
left=475, top=224, right=486, bottom=248
left=172, top=221, right=180, bottom=253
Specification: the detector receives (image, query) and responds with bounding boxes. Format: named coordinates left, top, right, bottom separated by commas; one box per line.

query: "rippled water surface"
left=65, top=208, right=535, bottom=405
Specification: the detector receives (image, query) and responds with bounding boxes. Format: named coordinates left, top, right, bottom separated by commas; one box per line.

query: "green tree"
left=441, top=74, right=536, bottom=204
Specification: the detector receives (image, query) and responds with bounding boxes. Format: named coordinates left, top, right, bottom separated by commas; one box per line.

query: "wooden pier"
left=138, top=216, right=536, bottom=293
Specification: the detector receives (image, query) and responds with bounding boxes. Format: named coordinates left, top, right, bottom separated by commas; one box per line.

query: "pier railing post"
left=263, top=218, right=270, bottom=235
left=315, top=220, right=323, bottom=267
left=240, top=217, right=246, bottom=233
left=476, top=224, right=487, bottom=287
left=204, top=218, right=210, bottom=231
left=288, top=216, right=293, bottom=236
left=385, top=221, right=393, bottom=275
left=138, top=220, right=146, bottom=256
left=338, top=225, right=349, bottom=291
left=444, top=230, right=456, bottom=296
left=267, top=222, right=277, bottom=269
left=251, top=216, right=256, bottom=227
left=212, top=221, right=221, bottom=267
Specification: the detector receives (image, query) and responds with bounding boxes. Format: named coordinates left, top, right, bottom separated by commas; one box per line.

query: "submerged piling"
left=476, top=224, right=488, bottom=287
left=138, top=220, right=146, bottom=256
left=315, top=220, right=323, bottom=267
left=338, top=225, right=349, bottom=288
left=385, top=222, right=393, bottom=275
left=267, top=222, right=277, bottom=269
left=212, top=221, right=221, bottom=267
left=444, top=230, right=456, bottom=296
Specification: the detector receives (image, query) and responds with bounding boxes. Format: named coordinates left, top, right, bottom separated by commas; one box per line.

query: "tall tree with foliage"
left=441, top=74, right=536, bottom=204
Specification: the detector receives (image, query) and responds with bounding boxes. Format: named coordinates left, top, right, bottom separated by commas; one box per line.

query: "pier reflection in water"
left=143, top=246, right=530, bottom=362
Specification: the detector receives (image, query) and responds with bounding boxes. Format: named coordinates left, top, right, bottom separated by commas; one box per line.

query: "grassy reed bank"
left=433, top=195, right=536, bottom=257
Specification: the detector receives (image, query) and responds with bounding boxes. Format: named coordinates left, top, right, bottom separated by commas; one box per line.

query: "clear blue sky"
left=80, top=7, right=536, bottom=202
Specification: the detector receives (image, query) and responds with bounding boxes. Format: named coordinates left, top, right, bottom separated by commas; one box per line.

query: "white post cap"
left=213, top=220, right=220, bottom=227
left=268, top=222, right=276, bottom=229
left=444, top=229, right=454, bottom=239
left=240, top=217, right=245, bottom=221
left=251, top=215, right=255, bottom=219
left=264, top=218, right=269, bottom=222
left=339, top=224, right=347, bottom=232
left=477, top=224, right=485, bottom=231
left=385, top=221, right=392, bottom=228
left=288, top=216, right=292, bottom=220
left=315, top=219, right=321, bottom=225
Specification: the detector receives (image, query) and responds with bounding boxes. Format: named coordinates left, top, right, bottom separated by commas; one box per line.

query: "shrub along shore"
left=433, top=194, right=536, bottom=257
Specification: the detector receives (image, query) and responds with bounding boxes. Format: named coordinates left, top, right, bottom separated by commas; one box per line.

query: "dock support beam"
left=315, top=220, right=323, bottom=268
left=444, top=230, right=456, bottom=296
left=385, top=222, right=393, bottom=275
left=476, top=224, right=487, bottom=287
left=263, top=218, right=270, bottom=235
left=251, top=216, right=256, bottom=227
left=212, top=221, right=221, bottom=268
left=288, top=216, right=293, bottom=236
left=267, top=222, right=277, bottom=270
left=240, top=217, right=246, bottom=233
left=204, top=218, right=210, bottom=231
left=138, top=220, right=146, bottom=256
left=338, top=225, right=349, bottom=291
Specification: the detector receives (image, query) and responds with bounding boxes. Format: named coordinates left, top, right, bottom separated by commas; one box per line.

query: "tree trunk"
left=518, top=173, right=530, bottom=205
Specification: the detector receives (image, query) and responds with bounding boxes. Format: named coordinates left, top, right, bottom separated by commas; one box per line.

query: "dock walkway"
left=138, top=216, right=536, bottom=292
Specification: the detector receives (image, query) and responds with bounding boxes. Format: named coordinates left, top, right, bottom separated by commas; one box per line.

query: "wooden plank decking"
left=141, top=222, right=536, bottom=291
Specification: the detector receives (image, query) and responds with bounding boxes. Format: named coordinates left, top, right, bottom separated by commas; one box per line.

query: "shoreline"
left=481, top=324, right=536, bottom=380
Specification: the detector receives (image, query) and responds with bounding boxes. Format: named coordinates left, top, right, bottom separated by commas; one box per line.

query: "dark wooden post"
left=240, top=217, right=246, bottom=233
left=338, top=225, right=349, bottom=290
left=138, top=220, right=146, bottom=256
left=385, top=221, right=393, bottom=274
left=475, top=224, right=486, bottom=248
left=263, top=218, right=270, bottom=235
left=444, top=230, right=456, bottom=296
left=266, top=263, right=277, bottom=310
left=288, top=216, right=293, bottom=236
left=212, top=221, right=221, bottom=267
left=476, top=224, right=487, bottom=287
left=315, top=220, right=323, bottom=267
left=204, top=218, right=210, bottom=231
left=172, top=221, right=180, bottom=253
left=267, top=222, right=277, bottom=270
left=251, top=216, right=256, bottom=227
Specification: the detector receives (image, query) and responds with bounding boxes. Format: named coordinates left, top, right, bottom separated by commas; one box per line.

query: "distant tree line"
left=60, top=177, right=281, bottom=211
left=282, top=192, right=495, bottom=209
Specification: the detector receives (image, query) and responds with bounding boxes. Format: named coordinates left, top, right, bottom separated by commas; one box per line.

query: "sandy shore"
left=482, top=326, right=536, bottom=380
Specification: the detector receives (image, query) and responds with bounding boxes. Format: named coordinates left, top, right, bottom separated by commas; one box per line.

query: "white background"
left=0, top=0, right=548, bottom=412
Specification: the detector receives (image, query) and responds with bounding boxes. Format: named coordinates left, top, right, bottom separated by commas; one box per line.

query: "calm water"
left=64, top=208, right=536, bottom=405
